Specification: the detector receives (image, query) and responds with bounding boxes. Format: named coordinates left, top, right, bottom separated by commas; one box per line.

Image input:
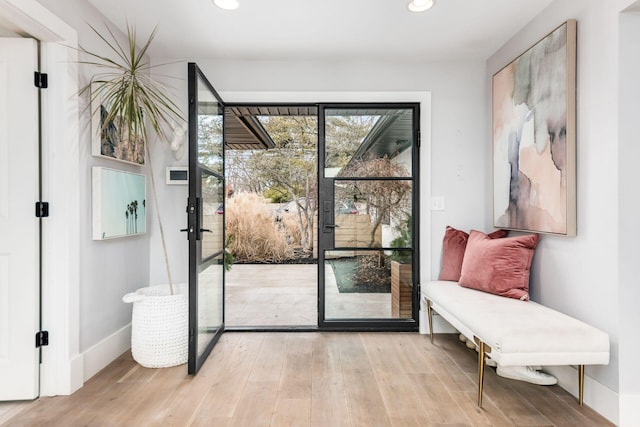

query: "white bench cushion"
left=423, top=280, right=609, bottom=367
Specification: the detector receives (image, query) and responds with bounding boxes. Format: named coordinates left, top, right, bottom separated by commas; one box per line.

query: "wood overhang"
left=223, top=105, right=412, bottom=161
left=350, top=109, right=414, bottom=161
left=225, top=105, right=317, bottom=150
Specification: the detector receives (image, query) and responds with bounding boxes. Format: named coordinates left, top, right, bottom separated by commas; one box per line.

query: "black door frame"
left=187, top=62, right=226, bottom=374
left=317, top=103, right=420, bottom=331
left=220, top=101, right=421, bottom=332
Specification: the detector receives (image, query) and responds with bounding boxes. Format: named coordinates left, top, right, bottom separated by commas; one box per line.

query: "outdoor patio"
left=225, top=264, right=392, bottom=327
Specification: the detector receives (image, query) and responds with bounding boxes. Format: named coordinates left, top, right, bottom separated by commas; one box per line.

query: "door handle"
left=181, top=226, right=194, bottom=240
left=322, top=200, right=339, bottom=232
left=200, top=228, right=212, bottom=233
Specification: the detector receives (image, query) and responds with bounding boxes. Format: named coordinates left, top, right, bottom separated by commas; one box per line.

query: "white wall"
left=487, top=0, right=640, bottom=423
left=146, top=61, right=190, bottom=287
left=36, top=0, right=150, bottom=353
left=618, top=3, right=640, bottom=424
left=150, top=58, right=489, bottom=289
left=0, top=25, right=19, bottom=36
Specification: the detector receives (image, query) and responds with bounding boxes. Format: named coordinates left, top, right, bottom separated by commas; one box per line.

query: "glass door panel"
left=319, top=104, right=419, bottom=329
left=188, top=63, right=225, bottom=374
left=323, top=249, right=413, bottom=320
left=334, top=180, right=412, bottom=248
left=324, top=108, right=413, bottom=178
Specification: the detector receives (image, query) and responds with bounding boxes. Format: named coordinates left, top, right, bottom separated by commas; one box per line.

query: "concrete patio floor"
left=225, top=264, right=393, bottom=327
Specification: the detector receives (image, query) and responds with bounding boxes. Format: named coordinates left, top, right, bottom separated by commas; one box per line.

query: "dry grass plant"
left=226, top=193, right=292, bottom=262
left=279, top=211, right=305, bottom=246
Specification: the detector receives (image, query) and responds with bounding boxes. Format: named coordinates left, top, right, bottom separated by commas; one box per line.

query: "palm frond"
left=86, top=23, right=130, bottom=66
left=78, top=23, right=184, bottom=145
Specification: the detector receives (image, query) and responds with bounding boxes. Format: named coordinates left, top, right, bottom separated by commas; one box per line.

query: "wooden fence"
left=313, top=214, right=382, bottom=258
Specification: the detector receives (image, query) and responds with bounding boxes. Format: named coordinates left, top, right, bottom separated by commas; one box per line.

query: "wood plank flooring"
left=2, top=333, right=613, bottom=427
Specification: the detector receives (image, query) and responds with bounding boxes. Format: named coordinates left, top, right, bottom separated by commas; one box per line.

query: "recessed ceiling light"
left=407, top=0, right=435, bottom=13
left=214, top=0, right=239, bottom=10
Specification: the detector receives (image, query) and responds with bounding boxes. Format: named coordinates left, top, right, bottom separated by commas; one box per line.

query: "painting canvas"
left=91, top=93, right=145, bottom=166
left=493, top=20, right=576, bottom=236
left=92, top=167, right=146, bottom=240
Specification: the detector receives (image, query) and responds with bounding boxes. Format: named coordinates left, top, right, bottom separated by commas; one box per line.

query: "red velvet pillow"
left=458, top=230, right=539, bottom=300
left=438, top=226, right=508, bottom=281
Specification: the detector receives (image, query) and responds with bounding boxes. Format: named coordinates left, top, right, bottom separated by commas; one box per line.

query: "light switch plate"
left=431, top=196, right=445, bottom=211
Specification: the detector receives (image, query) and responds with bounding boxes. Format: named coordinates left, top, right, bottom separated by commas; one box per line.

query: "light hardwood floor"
left=2, top=333, right=613, bottom=427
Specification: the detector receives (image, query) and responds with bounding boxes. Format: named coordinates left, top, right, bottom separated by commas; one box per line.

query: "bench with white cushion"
left=422, top=280, right=610, bottom=407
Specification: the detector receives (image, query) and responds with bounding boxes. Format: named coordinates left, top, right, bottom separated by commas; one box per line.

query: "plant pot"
left=122, top=283, right=188, bottom=368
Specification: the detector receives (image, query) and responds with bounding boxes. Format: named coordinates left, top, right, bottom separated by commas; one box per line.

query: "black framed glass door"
left=318, top=104, right=419, bottom=330
left=187, top=63, right=225, bottom=374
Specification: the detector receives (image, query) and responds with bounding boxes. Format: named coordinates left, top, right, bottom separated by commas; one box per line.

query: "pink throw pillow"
left=438, top=226, right=508, bottom=281
left=459, top=230, right=539, bottom=300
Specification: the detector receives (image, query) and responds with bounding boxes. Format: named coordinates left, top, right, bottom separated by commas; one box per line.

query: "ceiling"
left=85, top=0, right=555, bottom=151
left=87, top=0, right=554, bottom=62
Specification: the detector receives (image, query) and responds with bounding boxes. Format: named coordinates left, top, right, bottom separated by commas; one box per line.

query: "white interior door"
left=0, top=38, right=40, bottom=400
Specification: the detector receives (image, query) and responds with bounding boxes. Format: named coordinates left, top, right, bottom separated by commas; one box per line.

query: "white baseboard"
left=546, top=365, right=618, bottom=425
left=39, top=352, right=83, bottom=396
left=68, top=353, right=83, bottom=394
left=619, top=393, right=640, bottom=427
left=419, top=309, right=459, bottom=335
left=82, top=324, right=131, bottom=382
left=419, top=309, right=428, bottom=334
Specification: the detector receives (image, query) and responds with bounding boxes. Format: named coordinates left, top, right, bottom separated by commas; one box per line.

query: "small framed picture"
left=92, top=167, right=146, bottom=240
left=91, top=92, right=145, bottom=166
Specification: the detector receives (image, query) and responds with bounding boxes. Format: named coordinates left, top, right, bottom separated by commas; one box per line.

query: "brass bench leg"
left=578, top=365, right=585, bottom=406
left=426, top=299, right=434, bottom=343
left=477, top=340, right=486, bottom=407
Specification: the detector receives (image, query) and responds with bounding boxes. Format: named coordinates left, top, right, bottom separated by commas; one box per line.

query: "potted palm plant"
left=80, top=23, right=188, bottom=368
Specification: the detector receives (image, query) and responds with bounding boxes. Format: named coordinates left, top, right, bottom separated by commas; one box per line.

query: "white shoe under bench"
left=459, top=333, right=551, bottom=383
left=496, top=365, right=557, bottom=385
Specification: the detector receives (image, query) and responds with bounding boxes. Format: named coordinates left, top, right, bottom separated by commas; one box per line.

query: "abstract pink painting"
left=493, top=20, right=576, bottom=236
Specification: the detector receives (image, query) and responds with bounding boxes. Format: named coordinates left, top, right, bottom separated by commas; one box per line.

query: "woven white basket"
left=123, top=283, right=188, bottom=368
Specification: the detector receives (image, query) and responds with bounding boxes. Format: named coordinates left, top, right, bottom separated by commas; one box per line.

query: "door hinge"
left=34, top=71, right=48, bottom=89
left=417, top=130, right=421, bottom=148
left=36, top=331, right=49, bottom=348
left=35, top=201, right=49, bottom=218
